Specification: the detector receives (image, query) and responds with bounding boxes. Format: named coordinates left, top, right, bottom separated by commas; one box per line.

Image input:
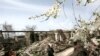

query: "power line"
left=62, top=0, right=68, bottom=19
left=72, top=0, right=80, bottom=27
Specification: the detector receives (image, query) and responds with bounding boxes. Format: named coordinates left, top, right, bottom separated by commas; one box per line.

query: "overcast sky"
left=0, top=0, right=100, bottom=31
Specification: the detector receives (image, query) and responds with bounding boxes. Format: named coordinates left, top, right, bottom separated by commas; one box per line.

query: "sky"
left=0, top=0, right=100, bottom=31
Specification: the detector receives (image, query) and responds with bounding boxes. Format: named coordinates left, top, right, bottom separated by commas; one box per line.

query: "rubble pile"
left=17, top=36, right=72, bottom=56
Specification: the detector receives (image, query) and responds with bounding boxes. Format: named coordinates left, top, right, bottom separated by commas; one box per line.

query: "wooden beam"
left=0, top=31, right=52, bottom=32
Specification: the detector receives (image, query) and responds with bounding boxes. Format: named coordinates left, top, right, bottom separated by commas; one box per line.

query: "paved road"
left=55, top=47, right=74, bottom=56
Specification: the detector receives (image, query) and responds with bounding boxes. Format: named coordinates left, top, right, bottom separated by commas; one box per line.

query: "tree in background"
left=25, top=25, right=36, bottom=31
left=2, top=22, right=15, bottom=39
